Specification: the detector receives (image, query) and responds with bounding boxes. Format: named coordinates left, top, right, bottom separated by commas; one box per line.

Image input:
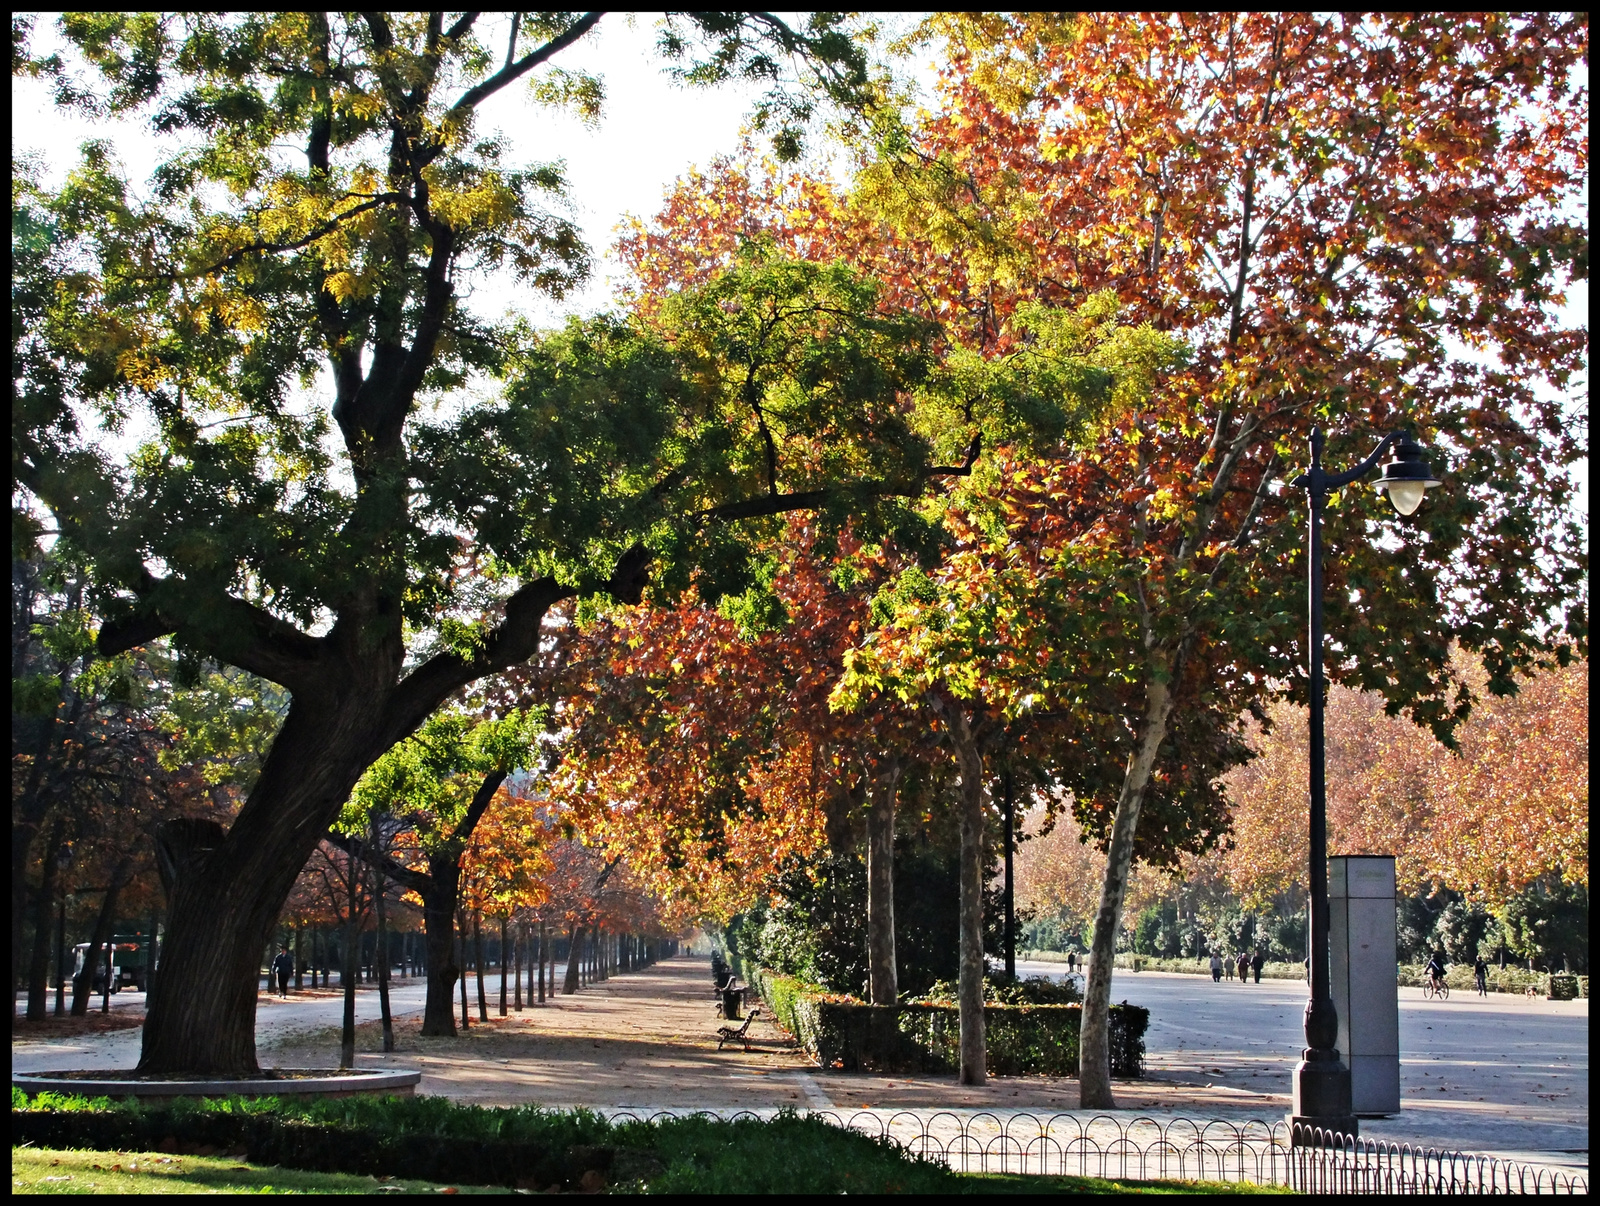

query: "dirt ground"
left=262, top=955, right=1288, bottom=1118
left=11, top=1010, right=145, bottom=1038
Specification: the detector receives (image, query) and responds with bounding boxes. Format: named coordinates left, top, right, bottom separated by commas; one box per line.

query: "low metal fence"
left=605, top=1108, right=1588, bottom=1193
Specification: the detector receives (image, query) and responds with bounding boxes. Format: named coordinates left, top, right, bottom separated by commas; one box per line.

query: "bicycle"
left=1423, top=976, right=1450, bottom=1000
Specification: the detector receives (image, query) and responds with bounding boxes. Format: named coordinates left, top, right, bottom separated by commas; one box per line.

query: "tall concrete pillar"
left=1329, top=855, right=1401, bottom=1116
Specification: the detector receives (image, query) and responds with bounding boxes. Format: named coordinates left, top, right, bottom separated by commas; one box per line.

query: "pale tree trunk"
left=1079, top=671, right=1176, bottom=1108
left=865, top=757, right=902, bottom=1006
left=936, top=696, right=989, bottom=1086
left=563, top=924, right=584, bottom=994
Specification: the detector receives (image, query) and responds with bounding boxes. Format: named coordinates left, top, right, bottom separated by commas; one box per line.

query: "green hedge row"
left=750, top=969, right=1148, bottom=1077
left=9, top=1094, right=624, bottom=1191
left=1394, top=964, right=1588, bottom=997
left=8, top=1092, right=970, bottom=1194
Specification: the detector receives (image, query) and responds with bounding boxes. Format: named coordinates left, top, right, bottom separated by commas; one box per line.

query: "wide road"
left=1017, top=960, right=1587, bottom=1162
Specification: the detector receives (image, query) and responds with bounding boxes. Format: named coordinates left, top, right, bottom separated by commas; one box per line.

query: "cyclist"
left=1424, top=951, right=1447, bottom=996
left=1473, top=954, right=1489, bottom=996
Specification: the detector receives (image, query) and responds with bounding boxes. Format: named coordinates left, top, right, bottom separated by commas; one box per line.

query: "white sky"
left=13, top=13, right=1585, bottom=521
left=12, top=13, right=930, bottom=329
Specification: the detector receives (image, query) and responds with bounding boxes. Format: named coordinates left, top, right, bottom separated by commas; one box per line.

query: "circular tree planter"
left=13, top=1068, right=420, bottom=1103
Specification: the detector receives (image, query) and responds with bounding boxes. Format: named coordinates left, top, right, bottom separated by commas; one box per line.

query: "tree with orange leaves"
left=624, top=12, right=1588, bottom=1105
left=1216, top=653, right=1588, bottom=912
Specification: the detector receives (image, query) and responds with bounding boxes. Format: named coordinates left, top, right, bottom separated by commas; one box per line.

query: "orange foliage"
left=1211, top=656, right=1587, bottom=909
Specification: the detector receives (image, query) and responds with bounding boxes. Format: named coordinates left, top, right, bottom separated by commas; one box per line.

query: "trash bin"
left=721, top=986, right=743, bottom=1021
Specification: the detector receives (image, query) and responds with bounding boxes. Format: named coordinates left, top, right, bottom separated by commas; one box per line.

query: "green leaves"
left=344, top=707, right=544, bottom=843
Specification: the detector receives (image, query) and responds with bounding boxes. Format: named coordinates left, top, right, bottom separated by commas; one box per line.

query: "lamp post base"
left=1289, top=1055, right=1358, bottom=1145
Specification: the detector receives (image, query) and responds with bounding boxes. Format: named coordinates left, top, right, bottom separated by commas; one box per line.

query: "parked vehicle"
left=73, top=932, right=155, bottom=993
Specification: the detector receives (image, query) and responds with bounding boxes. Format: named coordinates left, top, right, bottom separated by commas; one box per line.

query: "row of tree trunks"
left=25, top=819, right=67, bottom=1020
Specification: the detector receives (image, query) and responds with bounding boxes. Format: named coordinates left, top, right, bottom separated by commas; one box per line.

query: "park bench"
left=716, top=1007, right=761, bottom=1052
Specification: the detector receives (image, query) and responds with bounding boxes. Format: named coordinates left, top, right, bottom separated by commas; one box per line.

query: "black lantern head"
left=1373, top=433, right=1442, bottom=516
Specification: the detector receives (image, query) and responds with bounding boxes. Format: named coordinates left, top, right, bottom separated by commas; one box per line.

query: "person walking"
left=272, top=946, right=293, bottom=998
left=1068, top=950, right=1077, bottom=975
left=1251, top=949, right=1264, bottom=984
left=1473, top=954, right=1489, bottom=996
left=1236, top=951, right=1250, bottom=984
left=1209, top=951, right=1222, bottom=983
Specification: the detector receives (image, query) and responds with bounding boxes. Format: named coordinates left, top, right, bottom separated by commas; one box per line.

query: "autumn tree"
left=1215, top=653, right=1588, bottom=911
left=550, top=524, right=934, bottom=997
left=631, top=12, right=1588, bottom=1104
left=5, top=9, right=1054, bottom=1074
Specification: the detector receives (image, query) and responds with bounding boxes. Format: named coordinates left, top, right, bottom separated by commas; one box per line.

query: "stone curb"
left=13, top=1068, right=421, bottom=1100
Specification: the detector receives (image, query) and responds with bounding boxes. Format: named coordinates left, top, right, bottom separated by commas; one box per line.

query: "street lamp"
left=1289, top=426, right=1441, bottom=1142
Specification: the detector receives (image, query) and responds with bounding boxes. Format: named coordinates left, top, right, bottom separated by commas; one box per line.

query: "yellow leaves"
left=323, top=271, right=360, bottom=304
left=334, top=87, right=383, bottom=123
left=115, top=347, right=171, bottom=391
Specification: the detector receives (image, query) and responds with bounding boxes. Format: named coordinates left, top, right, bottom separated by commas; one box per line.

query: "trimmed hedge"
left=6, top=1092, right=977, bottom=1194
left=8, top=1091, right=626, bottom=1190
left=750, top=968, right=1147, bottom=1078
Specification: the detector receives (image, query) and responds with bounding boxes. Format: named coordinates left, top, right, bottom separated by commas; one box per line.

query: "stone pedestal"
left=1330, top=855, right=1401, bottom=1116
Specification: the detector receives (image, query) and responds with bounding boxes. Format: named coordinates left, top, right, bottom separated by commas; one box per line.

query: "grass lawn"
left=14, top=1146, right=1291, bottom=1195
left=12, top=1147, right=503, bottom=1194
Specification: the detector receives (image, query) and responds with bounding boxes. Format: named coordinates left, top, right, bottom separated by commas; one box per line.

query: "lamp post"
left=1289, top=426, right=1441, bottom=1142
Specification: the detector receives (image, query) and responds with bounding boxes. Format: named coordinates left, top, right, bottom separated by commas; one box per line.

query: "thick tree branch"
left=449, top=769, right=509, bottom=846
left=96, top=576, right=324, bottom=691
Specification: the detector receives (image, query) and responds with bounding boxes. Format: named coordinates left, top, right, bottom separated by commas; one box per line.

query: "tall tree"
left=5, top=12, right=1006, bottom=1075
left=633, top=12, right=1587, bottom=1104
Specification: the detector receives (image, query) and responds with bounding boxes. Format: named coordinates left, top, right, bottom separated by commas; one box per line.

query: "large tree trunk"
left=865, top=758, right=902, bottom=1006
left=938, top=699, right=989, bottom=1086
left=137, top=698, right=395, bottom=1075
left=563, top=924, right=583, bottom=994
left=1079, top=671, right=1175, bottom=1109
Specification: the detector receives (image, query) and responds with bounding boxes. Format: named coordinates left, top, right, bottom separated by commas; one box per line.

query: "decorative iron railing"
left=604, top=1108, right=1588, bottom=1194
